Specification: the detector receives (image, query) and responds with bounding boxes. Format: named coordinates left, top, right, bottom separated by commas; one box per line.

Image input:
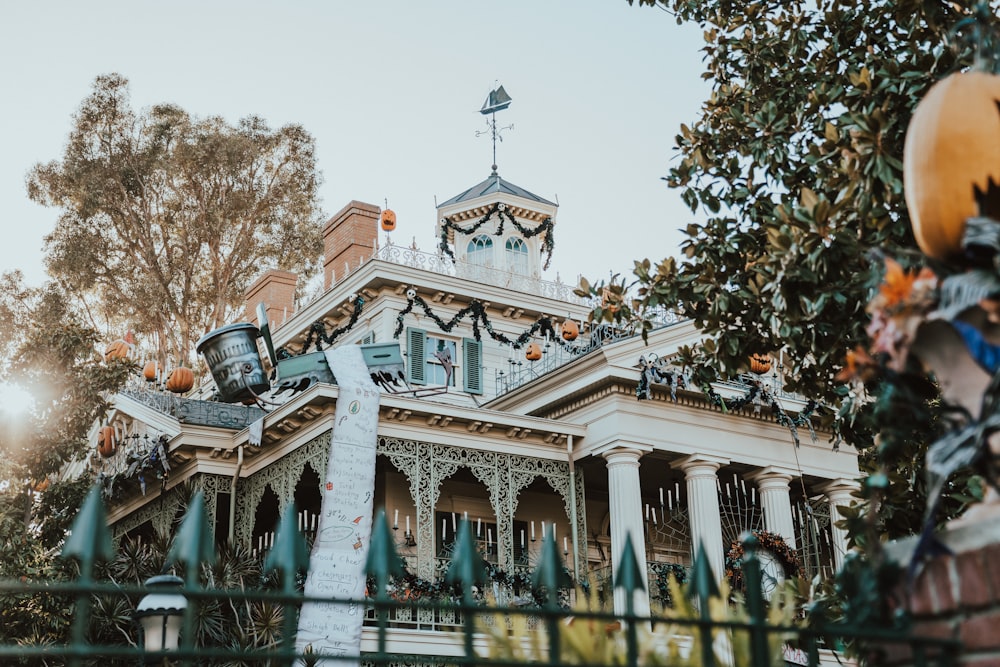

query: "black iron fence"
left=0, top=487, right=960, bottom=666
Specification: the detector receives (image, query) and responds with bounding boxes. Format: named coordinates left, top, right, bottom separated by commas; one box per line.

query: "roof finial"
left=476, top=81, right=513, bottom=175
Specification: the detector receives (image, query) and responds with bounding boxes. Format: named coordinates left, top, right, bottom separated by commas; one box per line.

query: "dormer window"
left=505, top=237, right=528, bottom=275
left=467, top=234, right=494, bottom=266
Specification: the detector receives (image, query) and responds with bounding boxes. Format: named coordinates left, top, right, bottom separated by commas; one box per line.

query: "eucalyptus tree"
left=28, top=74, right=323, bottom=365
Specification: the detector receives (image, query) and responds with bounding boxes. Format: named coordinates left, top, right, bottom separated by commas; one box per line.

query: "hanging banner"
left=295, top=345, right=380, bottom=666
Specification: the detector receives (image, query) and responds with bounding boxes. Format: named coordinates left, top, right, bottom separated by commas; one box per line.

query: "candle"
left=521, top=529, right=525, bottom=549
left=652, top=508, right=658, bottom=525
left=452, top=512, right=456, bottom=530
left=741, top=478, right=747, bottom=495
left=487, top=528, right=493, bottom=546
left=645, top=503, right=649, bottom=520
left=312, top=514, right=317, bottom=531
left=751, top=488, right=756, bottom=505
left=298, top=512, right=303, bottom=531
left=476, top=517, right=482, bottom=536
left=531, top=521, right=535, bottom=540
left=464, top=511, right=468, bottom=521
left=405, top=515, right=410, bottom=533
left=659, top=487, right=664, bottom=506
left=442, top=518, right=447, bottom=537
left=668, top=490, right=673, bottom=511
left=563, top=536, right=568, bottom=553
left=394, top=509, right=399, bottom=528
left=675, top=482, right=681, bottom=500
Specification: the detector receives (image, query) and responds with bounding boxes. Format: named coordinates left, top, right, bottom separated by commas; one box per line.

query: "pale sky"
left=0, top=1, right=709, bottom=290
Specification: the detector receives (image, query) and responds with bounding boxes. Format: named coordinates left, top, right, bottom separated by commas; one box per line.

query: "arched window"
left=505, top=237, right=528, bottom=274
left=467, top=234, right=494, bottom=266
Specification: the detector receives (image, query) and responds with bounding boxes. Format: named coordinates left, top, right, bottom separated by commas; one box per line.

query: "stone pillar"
left=750, top=467, right=798, bottom=548
left=674, top=454, right=729, bottom=581
left=821, top=479, right=859, bottom=573
left=602, top=447, right=650, bottom=616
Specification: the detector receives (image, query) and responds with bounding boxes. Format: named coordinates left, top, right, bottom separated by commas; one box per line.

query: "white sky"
left=0, top=1, right=709, bottom=289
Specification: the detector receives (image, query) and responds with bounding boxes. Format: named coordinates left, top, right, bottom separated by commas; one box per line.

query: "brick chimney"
left=245, top=269, right=298, bottom=329
left=323, top=200, right=379, bottom=289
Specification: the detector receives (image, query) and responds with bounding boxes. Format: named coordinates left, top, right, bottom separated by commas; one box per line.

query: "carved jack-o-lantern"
left=381, top=209, right=397, bottom=232
left=749, top=353, right=772, bottom=375
left=104, top=331, right=135, bottom=362
left=904, top=71, right=1000, bottom=261
left=561, top=320, right=580, bottom=341
left=525, top=342, right=543, bottom=361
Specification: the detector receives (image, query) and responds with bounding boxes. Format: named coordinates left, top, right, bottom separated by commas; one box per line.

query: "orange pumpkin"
left=97, top=425, right=116, bottom=458
left=142, top=361, right=160, bottom=382
left=34, top=478, right=50, bottom=493
left=104, top=338, right=132, bottom=361
left=904, top=71, right=1000, bottom=261
left=749, top=353, right=772, bottom=375
left=166, top=367, right=195, bottom=394
left=561, top=320, right=580, bottom=341
left=525, top=342, right=543, bottom=361
left=381, top=209, right=397, bottom=232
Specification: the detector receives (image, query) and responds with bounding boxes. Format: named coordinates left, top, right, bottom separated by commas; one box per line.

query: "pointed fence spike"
left=167, top=491, right=216, bottom=568
left=265, top=503, right=311, bottom=577
left=612, top=533, right=646, bottom=596
left=688, top=540, right=721, bottom=601
left=445, top=519, right=487, bottom=590
left=365, top=509, right=404, bottom=587
left=61, top=485, right=114, bottom=566
left=532, top=524, right=573, bottom=603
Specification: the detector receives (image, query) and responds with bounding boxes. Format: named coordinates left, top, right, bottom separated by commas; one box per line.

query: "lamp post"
left=134, top=574, right=187, bottom=664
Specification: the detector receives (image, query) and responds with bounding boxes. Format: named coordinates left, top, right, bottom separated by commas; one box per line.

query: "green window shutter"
left=407, top=327, right=426, bottom=385
left=463, top=337, right=483, bottom=395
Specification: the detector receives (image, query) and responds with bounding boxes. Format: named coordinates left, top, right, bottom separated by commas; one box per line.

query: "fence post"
left=689, top=541, right=720, bottom=667
left=740, top=532, right=770, bottom=667
left=533, top=524, right=572, bottom=666
left=265, top=503, right=311, bottom=666
left=613, top=534, right=646, bottom=667
left=446, top=518, right=487, bottom=666
left=366, top=509, right=405, bottom=663
left=61, top=485, right=115, bottom=667
left=167, top=491, right=215, bottom=667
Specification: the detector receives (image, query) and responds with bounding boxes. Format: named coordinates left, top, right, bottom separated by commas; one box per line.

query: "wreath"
left=648, top=562, right=689, bottom=608
left=724, top=530, right=800, bottom=591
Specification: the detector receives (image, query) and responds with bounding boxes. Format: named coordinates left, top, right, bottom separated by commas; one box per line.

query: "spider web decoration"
left=718, top=472, right=765, bottom=547
left=793, top=498, right=835, bottom=581
left=644, top=483, right=691, bottom=563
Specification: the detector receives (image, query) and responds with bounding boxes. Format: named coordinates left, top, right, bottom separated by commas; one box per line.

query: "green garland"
left=637, top=359, right=820, bottom=447
left=393, top=293, right=590, bottom=356
left=284, top=295, right=365, bottom=357
left=724, top=530, right=800, bottom=592
left=648, top=562, right=689, bottom=608
left=438, top=202, right=555, bottom=270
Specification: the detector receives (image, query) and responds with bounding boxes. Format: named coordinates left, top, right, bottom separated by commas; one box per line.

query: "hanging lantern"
left=525, top=342, right=543, bottom=361
left=561, top=320, right=580, bottom=341
left=381, top=209, right=397, bottom=232
left=165, top=367, right=195, bottom=394
left=143, top=361, right=160, bottom=382
left=97, top=425, right=116, bottom=458
left=903, top=70, right=1000, bottom=261
left=749, top=354, right=772, bottom=375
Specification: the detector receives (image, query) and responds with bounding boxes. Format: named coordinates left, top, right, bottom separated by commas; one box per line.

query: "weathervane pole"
left=477, top=83, right=513, bottom=173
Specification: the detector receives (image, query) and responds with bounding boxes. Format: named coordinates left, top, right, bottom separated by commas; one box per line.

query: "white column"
left=750, top=467, right=798, bottom=548
left=674, top=455, right=729, bottom=581
left=821, top=479, right=859, bottom=573
left=603, top=447, right=650, bottom=616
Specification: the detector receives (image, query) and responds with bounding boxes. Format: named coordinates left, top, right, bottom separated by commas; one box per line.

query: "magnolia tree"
left=590, top=0, right=1000, bottom=540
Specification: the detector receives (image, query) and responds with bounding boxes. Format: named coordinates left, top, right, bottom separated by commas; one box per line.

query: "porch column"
left=749, top=467, right=798, bottom=548
left=602, top=447, right=650, bottom=616
left=821, top=479, right=859, bottom=572
left=673, top=454, right=729, bottom=581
